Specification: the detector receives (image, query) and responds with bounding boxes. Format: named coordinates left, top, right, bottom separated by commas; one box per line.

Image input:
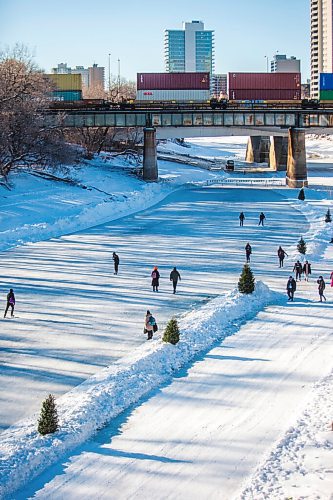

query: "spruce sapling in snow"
left=298, top=188, right=305, bottom=201
left=297, top=236, right=307, bottom=255
left=38, top=394, right=59, bottom=435
left=163, top=318, right=180, bottom=345
left=238, top=264, right=255, bottom=294
left=325, top=209, right=332, bottom=223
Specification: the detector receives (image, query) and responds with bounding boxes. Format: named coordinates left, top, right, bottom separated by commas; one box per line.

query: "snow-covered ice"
left=0, top=135, right=333, bottom=499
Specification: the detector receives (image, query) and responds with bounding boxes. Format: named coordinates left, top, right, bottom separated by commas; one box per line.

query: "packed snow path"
left=21, top=288, right=333, bottom=499
left=0, top=187, right=309, bottom=428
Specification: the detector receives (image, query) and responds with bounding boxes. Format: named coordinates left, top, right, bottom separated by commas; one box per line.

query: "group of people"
left=239, top=212, right=266, bottom=227
left=287, top=274, right=327, bottom=302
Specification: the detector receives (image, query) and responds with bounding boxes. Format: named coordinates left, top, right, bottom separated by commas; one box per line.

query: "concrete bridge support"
left=286, top=128, right=308, bottom=188
left=143, top=127, right=158, bottom=181
left=246, top=136, right=270, bottom=163
left=269, top=136, right=288, bottom=171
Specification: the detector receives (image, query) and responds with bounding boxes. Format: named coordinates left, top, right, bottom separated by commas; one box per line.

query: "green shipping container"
left=51, top=90, right=82, bottom=101
left=46, top=73, right=82, bottom=91
left=319, top=90, right=333, bottom=100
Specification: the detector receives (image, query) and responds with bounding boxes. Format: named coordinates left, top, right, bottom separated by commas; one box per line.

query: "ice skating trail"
left=12, top=198, right=333, bottom=499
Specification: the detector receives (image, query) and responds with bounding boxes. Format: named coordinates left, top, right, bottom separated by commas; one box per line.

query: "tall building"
left=311, top=0, right=333, bottom=97
left=270, top=54, right=301, bottom=73
left=211, top=74, right=227, bottom=97
left=165, top=21, right=214, bottom=74
left=52, top=63, right=105, bottom=89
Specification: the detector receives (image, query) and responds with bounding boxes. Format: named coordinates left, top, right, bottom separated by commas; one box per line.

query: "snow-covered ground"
left=1, top=135, right=333, bottom=499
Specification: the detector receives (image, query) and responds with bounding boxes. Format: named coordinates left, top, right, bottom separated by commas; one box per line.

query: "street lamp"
left=264, top=55, right=269, bottom=73
left=108, top=53, right=111, bottom=92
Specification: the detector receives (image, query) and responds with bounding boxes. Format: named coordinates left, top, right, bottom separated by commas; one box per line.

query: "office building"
left=211, top=74, right=227, bottom=97
left=270, top=54, right=301, bottom=73
left=165, top=20, right=214, bottom=74
left=311, top=0, right=333, bottom=97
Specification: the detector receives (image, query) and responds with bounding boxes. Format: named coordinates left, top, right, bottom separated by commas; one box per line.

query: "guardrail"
left=204, top=177, right=286, bottom=187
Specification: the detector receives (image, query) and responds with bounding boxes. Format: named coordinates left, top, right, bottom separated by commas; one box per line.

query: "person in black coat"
left=112, top=252, right=120, bottom=275
left=277, top=246, right=288, bottom=267
left=239, top=212, right=245, bottom=227
left=4, top=289, right=15, bottom=318
left=317, top=276, right=326, bottom=302
left=286, top=276, right=296, bottom=301
left=170, top=267, right=181, bottom=294
left=293, top=260, right=303, bottom=281
left=302, top=261, right=312, bottom=281
left=245, top=243, right=252, bottom=263
left=151, top=267, right=160, bottom=292
left=258, top=212, right=266, bottom=226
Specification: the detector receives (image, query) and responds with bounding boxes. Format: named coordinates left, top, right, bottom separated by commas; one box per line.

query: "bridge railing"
left=203, top=177, right=286, bottom=187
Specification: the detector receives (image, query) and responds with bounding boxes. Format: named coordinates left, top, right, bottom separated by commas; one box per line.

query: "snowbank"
left=240, top=370, right=333, bottom=499
left=0, top=281, right=281, bottom=498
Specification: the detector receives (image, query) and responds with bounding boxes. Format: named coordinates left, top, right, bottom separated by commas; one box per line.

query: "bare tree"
left=0, top=45, right=76, bottom=177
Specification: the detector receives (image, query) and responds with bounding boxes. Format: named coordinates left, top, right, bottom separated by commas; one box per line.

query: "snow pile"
left=240, top=370, right=333, bottom=499
left=0, top=281, right=280, bottom=498
left=288, top=198, right=333, bottom=262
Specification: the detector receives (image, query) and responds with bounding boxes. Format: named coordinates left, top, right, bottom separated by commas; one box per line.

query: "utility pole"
left=117, top=58, right=121, bottom=98
left=108, top=53, right=111, bottom=96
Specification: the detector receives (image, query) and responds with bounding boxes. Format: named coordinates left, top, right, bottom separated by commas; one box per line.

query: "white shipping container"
left=136, top=89, right=210, bottom=101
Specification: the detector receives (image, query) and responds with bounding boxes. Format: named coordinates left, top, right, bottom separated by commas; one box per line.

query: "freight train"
left=47, top=72, right=333, bottom=112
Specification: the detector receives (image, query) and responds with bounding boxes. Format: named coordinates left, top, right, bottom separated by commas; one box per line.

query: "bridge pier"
left=245, top=136, right=270, bottom=163
left=269, top=136, right=288, bottom=171
left=286, top=128, right=308, bottom=188
left=143, top=127, right=158, bottom=181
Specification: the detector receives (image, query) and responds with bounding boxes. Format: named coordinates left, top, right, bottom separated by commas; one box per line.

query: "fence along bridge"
left=50, top=107, right=333, bottom=187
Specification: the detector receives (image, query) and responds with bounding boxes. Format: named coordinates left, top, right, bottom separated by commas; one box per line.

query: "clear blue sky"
left=1, top=0, right=310, bottom=81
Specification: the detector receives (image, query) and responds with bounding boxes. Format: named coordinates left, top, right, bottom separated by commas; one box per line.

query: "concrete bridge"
left=51, top=107, right=333, bottom=187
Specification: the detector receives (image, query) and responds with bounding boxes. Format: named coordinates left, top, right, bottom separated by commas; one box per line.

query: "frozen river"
left=0, top=186, right=310, bottom=429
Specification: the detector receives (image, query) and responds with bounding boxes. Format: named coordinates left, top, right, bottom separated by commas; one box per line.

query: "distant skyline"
left=1, top=0, right=310, bottom=81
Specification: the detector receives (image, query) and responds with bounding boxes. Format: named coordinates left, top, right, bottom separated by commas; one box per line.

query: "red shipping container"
left=228, top=73, right=301, bottom=90
left=137, top=72, right=210, bottom=90
left=228, top=89, right=301, bottom=100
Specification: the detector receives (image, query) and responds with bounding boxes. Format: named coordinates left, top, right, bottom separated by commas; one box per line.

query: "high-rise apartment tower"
left=311, top=0, right=333, bottom=97
left=164, top=21, right=214, bottom=74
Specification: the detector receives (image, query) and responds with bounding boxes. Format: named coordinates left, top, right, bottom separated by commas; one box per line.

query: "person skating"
left=4, top=289, right=15, bottom=318
left=277, top=246, right=288, bottom=268
left=151, top=266, right=160, bottom=292
left=112, top=252, right=120, bottom=275
left=286, top=276, right=296, bottom=301
left=245, top=243, right=252, bottom=263
left=330, top=270, right=333, bottom=287
left=170, top=267, right=181, bottom=294
left=293, top=260, right=303, bottom=281
left=239, top=212, right=245, bottom=227
left=317, top=276, right=326, bottom=302
left=302, top=260, right=312, bottom=281
left=144, top=310, right=157, bottom=340
left=258, top=212, right=266, bottom=226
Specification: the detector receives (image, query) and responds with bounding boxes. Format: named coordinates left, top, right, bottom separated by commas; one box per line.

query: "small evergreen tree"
left=297, top=236, right=307, bottom=255
left=238, top=264, right=255, bottom=294
left=163, top=318, right=180, bottom=345
left=298, top=188, right=305, bottom=201
left=38, top=394, right=59, bottom=435
left=325, top=209, right=332, bottom=223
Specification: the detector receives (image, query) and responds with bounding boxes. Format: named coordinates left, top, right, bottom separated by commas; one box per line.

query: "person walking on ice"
left=144, top=310, right=157, bottom=340
left=317, top=276, right=326, bottom=302
left=112, top=252, right=120, bottom=275
left=293, top=260, right=303, bottom=281
left=170, top=267, right=181, bottom=294
left=245, top=243, right=252, bottom=263
left=277, top=246, right=288, bottom=268
left=239, top=212, right=245, bottom=227
left=151, top=266, right=160, bottom=292
left=258, top=212, right=266, bottom=226
left=303, top=260, right=312, bottom=281
left=4, top=289, right=15, bottom=318
left=286, top=276, right=296, bottom=301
